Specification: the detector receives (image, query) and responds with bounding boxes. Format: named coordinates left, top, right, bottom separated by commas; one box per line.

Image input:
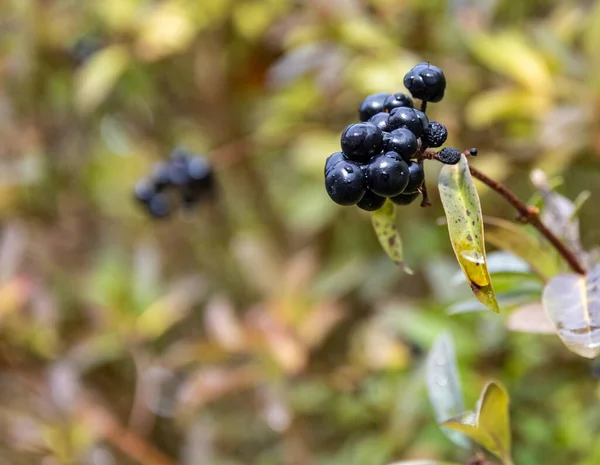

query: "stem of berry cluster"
left=422, top=148, right=586, bottom=275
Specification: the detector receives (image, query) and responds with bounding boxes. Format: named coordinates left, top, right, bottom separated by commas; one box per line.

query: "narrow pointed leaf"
left=542, top=263, right=600, bottom=358
left=442, top=412, right=499, bottom=458
left=483, top=217, right=561, bottom=280
left=371, top=199, right=412, bottom=274
left=426, top=333, right=470, bottom=449
left=438, top=155, right=499, bottom=312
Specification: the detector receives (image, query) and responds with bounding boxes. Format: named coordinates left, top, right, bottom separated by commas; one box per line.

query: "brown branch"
left=462, top=154, right=586, bottom=275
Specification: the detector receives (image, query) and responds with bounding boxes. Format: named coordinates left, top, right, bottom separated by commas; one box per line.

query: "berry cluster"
left=134, top=148, right=214, bottom=218
left=325, top=62, right=462, bottom=211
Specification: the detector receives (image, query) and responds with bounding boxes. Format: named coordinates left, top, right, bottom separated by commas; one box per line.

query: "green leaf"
left=442, top=381, right=512, bottom=464
left=371, top=199, right=412, bottom=274
left=426, top=332, right=470, bottom=449
left=542, top=263, right=600, bottom=358
left=483, top=216, right=561, bottom=281
left=438, top=155, right=499, bottom=312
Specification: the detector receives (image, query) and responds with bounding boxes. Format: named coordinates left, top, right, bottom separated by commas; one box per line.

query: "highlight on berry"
left=133, top=147, right=214, bottom=219
left=324, top=62, right=465, bottom=211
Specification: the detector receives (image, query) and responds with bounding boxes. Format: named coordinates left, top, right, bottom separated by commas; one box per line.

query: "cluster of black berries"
left=325, top=62, right=463, bottom=211
left=134, top=148, right=214, bottom=218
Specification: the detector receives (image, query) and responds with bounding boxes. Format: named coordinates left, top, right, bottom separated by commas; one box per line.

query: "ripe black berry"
left=365, top=152, right=409, bottom=197
left=356, top=190, right=386, bottom=211
left=359, top=93, right=391, bottom=121
left=384, top=128, right=418, bottom=161
left=325, top=160, right=366, bottom=205
left=388, top=107, right=429, bottom=138
left=340, top=122, right=384, bottom=163
left=383, top=92, right=414, bottom=112
left=469, top=148, right=478, bottom=157
left=152, top=161, right=172, bottom=190
left=438, top=147, right=462, bottom=165
left=422, top=121, right=447, bottom=148
left=187, top=156, right=214, bottom=192
left=134, top=178, right=157, bottom=203
left=404, top=161, right=425, bottom=193
left=403, top=62, right=446, bottom=103
left=390, top=191, right=420, bottom=205
left=368, top=112, right=391, bottom=131
left=325, top=152, right=345, bottom=176
left=147, top=193, right=171, bottom=218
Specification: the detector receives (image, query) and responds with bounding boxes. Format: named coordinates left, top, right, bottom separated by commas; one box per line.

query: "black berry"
left=384, top=128, right=418, bottom=161
left=404, top=161, right=425, bottom=193
left=151, top=161, right=172, bottom=190
left=383, top=92, right=414, bottom=112
left=469, top=148, right=478, bottom=157
left=422, top=121, right=448, bottom=148
left=356, top=190, right=386, bottom=211
left=365, top=152, right=409, bottom=197
left=187, top=156, right=214, bottom=193
left=340, top=122, right=384, bottom=163
left=388, top=107, right=429, bottom=138
left=438, top=147, right=462, bottom=165
left=390, top=191, right=420, bottom=205
left=147, top=193, right=171, bottom=218
left=358, top=93, right=391, bottom=121
left=325, top=152, right=345, bottom=175
left=325, top=160, right=366, bottom=205
left=134, top=178, right=157, bottom=204
left=368, top=112, right=390, bottom=131
left=403, top=62, right=446, bottom=103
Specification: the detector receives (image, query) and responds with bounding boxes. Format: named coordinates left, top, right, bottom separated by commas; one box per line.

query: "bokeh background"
left=0, top=0, right=599, bottom=464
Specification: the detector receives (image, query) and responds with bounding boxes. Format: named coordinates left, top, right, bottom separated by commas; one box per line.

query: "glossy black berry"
left=325, top=160, right=366, bottom=205
left=438, top=147, right=462, bottom=165
left=469, top=148, right=478, bottom=157
left=383, top=92, right=414, bottom=112
left=325, top=152, right=345, bottom=176
left=404, top=161, right=425, bottom=193
left=365, top=152, right=409, bottom=197
left=403, top=62, right=446, bottom=103
left=384, top=128, right=418, bottom=161
left=390, top=191, right=420, bottom=205
left=147, top=193, right=171, bottom=218
left=368, top=112, right=390, bottom=131
left=422, top=121, right=447, bottom=148
left=358, top=93, right=391, bottom=121
left=134, top=178, right=157, bottom=204
left=356, top=190, right=386, bottom=211
left=340, top=122, right=384, bottom=163
left=388, top=107, right=429, bottom=138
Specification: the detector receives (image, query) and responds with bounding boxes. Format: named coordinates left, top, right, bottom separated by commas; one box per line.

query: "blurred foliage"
left=0, top=0, right=599, bottom=464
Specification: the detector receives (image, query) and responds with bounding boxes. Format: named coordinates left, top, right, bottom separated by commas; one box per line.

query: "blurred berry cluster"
left=134, top=148, right=214, bottom=218
left=325, top=62, right=463, bottom=211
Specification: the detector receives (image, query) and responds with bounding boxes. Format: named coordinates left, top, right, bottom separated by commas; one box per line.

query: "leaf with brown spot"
left=438, top=155, right=499, bottom=312
left=371, top=200, right=412, bottom=274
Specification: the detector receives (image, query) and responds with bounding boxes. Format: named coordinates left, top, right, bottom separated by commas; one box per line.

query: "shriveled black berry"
left=325, top=160, right=366, bottom=205
left=356, top=190, right=386, bottom=211
left=365, top=152, right=409, bottom=197
left=383, top=92, right=414, bottom=112
left=438, top=147, right=462, bottom=165
left=147, top=193, right=171, bottom=218
left=469, top=147, right=478, bottom=157
left=340, top=122, right=384, bottom=163
left=384, top=128, right=418, bottom=161
left=404, top=161, right=425, bottom=193
left=358, top=93, right=391, bottom=122
left=134, top=178, right=157, bottom=204
left=403, top=62, right=446, bottom=103
left=368, top=112, right=390, bottom=132
left=390, top=191, right=420, bottom=205
left=422, top=121, right=447, bottom=148
left=324, top=152, right=345, bottom=176
left=388, top=107, right=429, bottom=138
left=151, top=161, right=172, bottom=190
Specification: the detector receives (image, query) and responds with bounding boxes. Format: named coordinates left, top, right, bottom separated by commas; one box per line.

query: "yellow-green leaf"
left=371, top=199, right=412, bottom=274
left=442, top=381, right=512, bottom=463
left=542, top=263, right=600, bottom=358
left=75, top=45, right=130, bottom=114
left=483, top=216, right=561, bottom=281
left=438, top=155, right=499, bottom=312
